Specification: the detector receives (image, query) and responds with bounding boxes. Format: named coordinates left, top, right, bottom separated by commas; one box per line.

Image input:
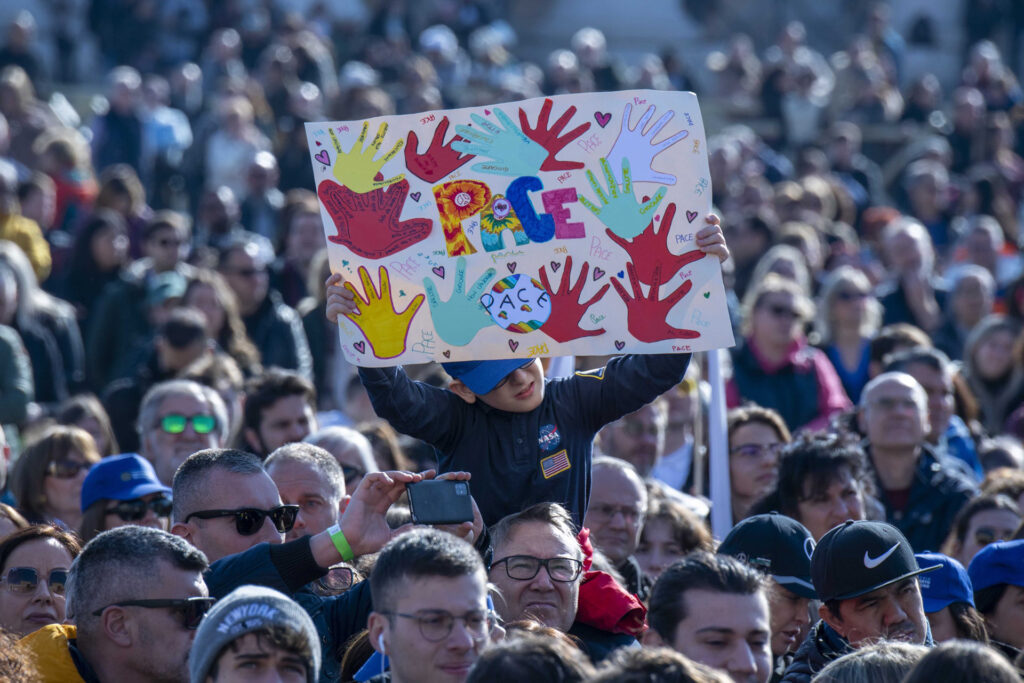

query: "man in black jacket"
left=781, top=521, right=937, bottom=682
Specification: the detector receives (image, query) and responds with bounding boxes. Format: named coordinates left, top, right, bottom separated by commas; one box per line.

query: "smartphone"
left=407, top=480, right=474, bottom=525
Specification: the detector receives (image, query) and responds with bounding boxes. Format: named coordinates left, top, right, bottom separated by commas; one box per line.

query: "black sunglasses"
left=46, top=459, right=91, bottom=479
left=91, top=597, right=216, bottom=630
left=183, top=506, right=299, bottom=535
left=1, top=567, right=68, bottom=595
left=105, top=496, right=173, bottom=522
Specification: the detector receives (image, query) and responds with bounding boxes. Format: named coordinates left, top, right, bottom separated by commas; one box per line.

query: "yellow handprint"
left=329, top=122, right=406, bottom=194
left=344, top=265, right=424, bottom=359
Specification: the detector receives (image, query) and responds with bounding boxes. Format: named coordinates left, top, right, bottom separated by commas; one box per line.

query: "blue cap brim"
left=81, top=481, right=171, bottom=512
left=442, top=359, right=530, bottom=395
left=922, top=595, right=956, bottom=613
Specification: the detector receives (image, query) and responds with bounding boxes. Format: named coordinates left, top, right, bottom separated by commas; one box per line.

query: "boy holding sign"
left=325, top=215, right=727, bottom=527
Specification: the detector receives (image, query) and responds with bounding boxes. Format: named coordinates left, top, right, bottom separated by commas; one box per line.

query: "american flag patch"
left=540, top=450, right=571, bottom=479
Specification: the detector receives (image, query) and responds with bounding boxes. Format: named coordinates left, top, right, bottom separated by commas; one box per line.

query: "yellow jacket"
left=19, top=623, right=86, bottom=683
left=0, top=213, right=52, bottom=281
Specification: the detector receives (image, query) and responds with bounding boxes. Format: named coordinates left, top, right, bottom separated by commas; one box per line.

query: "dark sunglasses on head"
left=106, top=496, right=173, bottom=522
left=46, top=460, right=91, bottom=479
left=183, top=505, right=299, bottom=535
left=91, top=596, right=216, bottom=630
left=160, top=414, right=217, bottom=435
left=1, top=567, right=68, bottom=595
left=763, top=304, right=799, bottom=320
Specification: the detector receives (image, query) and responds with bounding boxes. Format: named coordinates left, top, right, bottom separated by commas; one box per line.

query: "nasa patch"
left=538, top=423, right=562, bottom=453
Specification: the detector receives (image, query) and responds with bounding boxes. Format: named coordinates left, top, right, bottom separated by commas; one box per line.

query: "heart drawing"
left=594, top=111, right=611, bottom=128
left=614, top=340, right=625, bottom=351
left=703, top=292, right=711, bottom=299
left=442, top=350, right=451, bottom=358
left=314, top=150, right=330, bottom=165
left=507, top=262, right=517, bottom=273
left=410, top=191, right=421, bottom=202
left=432, top=266, right=445, bottom=278
left=508, top=339, right=519, bottom=352
left=353, top=341, right=366, bottom=353
left=592, top=267, right=605, bottom=280
left=685, top=210, right=698, bottom=223
left=550, top=261, right=561, bottom=272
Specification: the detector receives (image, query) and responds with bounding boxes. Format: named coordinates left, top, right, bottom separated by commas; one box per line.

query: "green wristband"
left=327, top=524, right=355, bottom=562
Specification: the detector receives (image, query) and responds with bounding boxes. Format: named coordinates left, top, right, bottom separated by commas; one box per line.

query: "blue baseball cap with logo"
left=442, top=359, right=534, bottom=395
left=81, top=454, right=171, bottom=512
left=915, top=551, right=975, bottom=612
left=968, top=539, right=1024, bottom=593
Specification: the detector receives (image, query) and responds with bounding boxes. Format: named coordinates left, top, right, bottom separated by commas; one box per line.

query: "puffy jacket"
left=19, top=624, right=89, bottom=683
left=780, top=620, right=851, bottom=683
left=867, top=443, right=978, bottom=552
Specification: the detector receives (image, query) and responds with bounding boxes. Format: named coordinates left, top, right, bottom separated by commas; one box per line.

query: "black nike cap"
left=811, top=520, right=941, bottom=603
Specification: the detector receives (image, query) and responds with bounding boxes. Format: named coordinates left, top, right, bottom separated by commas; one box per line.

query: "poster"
left=307, top=90, right=734, bottom=366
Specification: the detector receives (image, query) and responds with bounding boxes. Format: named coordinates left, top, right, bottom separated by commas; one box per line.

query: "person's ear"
left=102, top=606, right=133, bottom=647
left=448, top=379, right=477, bottom=404
left=367, top=612, right=389, bottom=654
left=641, top=628, right=665, bottom=647
left=819, top=602, right=845, bottom=638
left=170, top=521, right=194, bottom=544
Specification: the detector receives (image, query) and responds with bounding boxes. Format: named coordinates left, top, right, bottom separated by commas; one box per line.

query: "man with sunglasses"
left=139, top=378, right=229, bottom=485
left=172, top=447, right=440, bottom=682
left=367, top=528, right=495, bottom=683
left=19, top=525, right=211, bottom=683
left=487, top=501, right=635, bottom=663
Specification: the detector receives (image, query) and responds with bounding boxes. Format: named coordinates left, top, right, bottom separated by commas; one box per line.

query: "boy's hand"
left=325, top=272, right=358, bottom=323
left=696, top=214, right=729, bottom=263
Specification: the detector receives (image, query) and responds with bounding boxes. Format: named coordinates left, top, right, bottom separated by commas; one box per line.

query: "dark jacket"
left=617, top=555, right=652, bottom=603
left=780, top=620, right=852, bottom=682
left=568, top=621, right=636, bottom=663
left=359, top=354, right=691, bottom=527
left=16, top=307, right=85, bottom=407
left=877, top=276, right=948, bottom=331
left=102, top=349, right=174, bottom=453
left=244, top=289, right=313, bottom=381
left=867, top=443, right=978, bottom=552
left=206, top=537, right=371, bottom=683
left=0, top=323, right=33, bottom=424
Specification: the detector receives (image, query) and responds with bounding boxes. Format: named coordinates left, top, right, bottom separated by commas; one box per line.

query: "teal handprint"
left=450, top=109, right=549, bottom=177
left=577, top=158, right=666, bottom=240
left=423, top=256, right=497, bottom=346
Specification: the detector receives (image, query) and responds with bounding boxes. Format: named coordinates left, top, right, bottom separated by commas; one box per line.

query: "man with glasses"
left=858, top=372, right=976, bottom=552
left=368, top=528, right=494, bottom=683
left=218, top=233, right=312, bottom=380
left=488, top=501, right=634, bottom=662
left=583, top=457, right=650, bottom=600
left=266, top=442, right=346, bottom=541
left=597, top=400, right=667, bottom=477
left=138, top=378, right=229, bottom=485
left=243, top=368, right=318, bottom=458
left=19, top=525, right=210, bottom=683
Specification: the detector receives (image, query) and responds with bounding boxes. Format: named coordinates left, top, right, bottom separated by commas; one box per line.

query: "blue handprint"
left=423, top=256, right=497, bottom=346
left=577, top=157, right=666, bottom=240
left=451, top=109, right=549, bottom=178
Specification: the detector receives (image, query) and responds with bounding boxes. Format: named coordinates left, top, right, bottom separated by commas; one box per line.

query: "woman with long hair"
left=814, top=266, right=881, bottom=403
left=9, top=425, right=100, bottom=531
left=181, top=268, right=261, bottom=376
left=56, top=209, right=129, bottom=331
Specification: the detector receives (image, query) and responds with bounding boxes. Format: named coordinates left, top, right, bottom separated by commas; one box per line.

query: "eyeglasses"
left=317, top=564, right=354, bottom=593
left=379, top=609, right=495, bottom=642
left=183, top=506, right=299, bottom=535
left=105, top=496, right=173, bottom=522
left=46, top=460, right=91, bottom=479
left=730, top=442, right=784, bottom=459
left=589, top=504, right=644, bottom=523
left=836, top=290, right=869, bottom=302
left=91, top=597, right=216, bottom=630
left=490, top=555, right=584, bottom=583
left=1, top=567, right=68, bottom=595
left=762, top=303, right=800, bottom=320
left=341, top=465, right=365, bottom=484
left=492, top=360, right=535, bottom=391
left=160, top=414, right=217, bottom=435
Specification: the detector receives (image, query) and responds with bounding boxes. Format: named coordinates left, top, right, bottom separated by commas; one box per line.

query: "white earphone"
left=378, top=633, right=386, bottom=655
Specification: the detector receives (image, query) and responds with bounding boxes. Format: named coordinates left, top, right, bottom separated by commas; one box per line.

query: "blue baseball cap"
left=968, top=539, right=1024, bottom=592
left=915, top=551, right=974, bottom=612
left=442, top=359, right=534, bottom=395
left=81, top=454, right=171, bottom=512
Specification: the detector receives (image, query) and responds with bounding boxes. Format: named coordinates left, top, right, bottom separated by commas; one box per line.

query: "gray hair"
left=138, top=379, right=230, bottom=445
left=859, top=371, right=928, bottom=413
left=171, top=448, right=264, bottom=522
left=815, top=265, right=882, bottom=344
left=490, top=502, right=583, bottom=563
left=305, top=426, right=377, bottom=475
left=882, top=217, right=935, bottom=274
left=814, top=640, right=928, bottom=683
left=266, top=442, right=345, bottom=504
left=948, top=263, right=996, bottom=299
left=67, top=526, right=207, bottom=638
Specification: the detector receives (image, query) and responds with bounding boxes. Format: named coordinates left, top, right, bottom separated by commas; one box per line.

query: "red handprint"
left=519, top=98, right=591, bottom=172
left=611, top=262, right=700, bottom=342
left=538, top=256, right=610, bottom=342
left=317, top=177, right=432, bottom=259
left=405, top=117, right=474, bottom=183
left=605, top=203, right=706, bottom=286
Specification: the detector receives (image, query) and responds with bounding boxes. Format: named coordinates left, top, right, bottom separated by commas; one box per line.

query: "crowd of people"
left=0, top=0, right=1023, bottom=681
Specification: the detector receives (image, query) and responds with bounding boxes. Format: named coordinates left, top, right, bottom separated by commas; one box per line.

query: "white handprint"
left=605, top=103, right=689, bottom=186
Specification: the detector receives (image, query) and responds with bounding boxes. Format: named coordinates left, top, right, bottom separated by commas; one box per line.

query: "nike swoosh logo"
left=864, top=543, right=899, bottom=569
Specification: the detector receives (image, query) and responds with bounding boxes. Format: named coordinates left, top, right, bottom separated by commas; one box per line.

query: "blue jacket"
left=359, top=353, right=691, bottom=527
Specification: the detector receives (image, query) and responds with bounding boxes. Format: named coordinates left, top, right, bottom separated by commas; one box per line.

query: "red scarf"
left=573, top=527, right=647, bottom=637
